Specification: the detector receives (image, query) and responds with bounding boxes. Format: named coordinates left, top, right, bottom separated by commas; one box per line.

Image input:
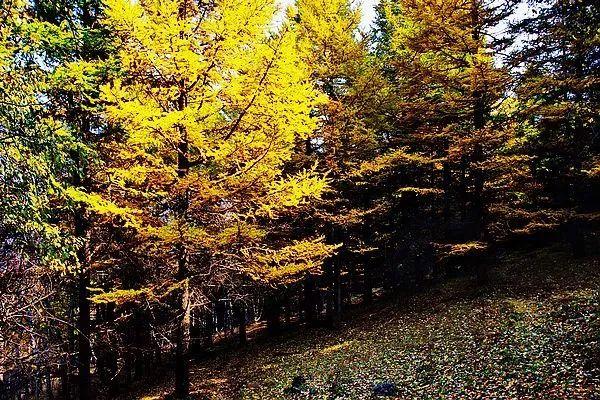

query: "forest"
left=0, top=0, right=598, bottom=399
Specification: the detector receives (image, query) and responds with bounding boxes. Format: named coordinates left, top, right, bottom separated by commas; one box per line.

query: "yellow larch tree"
left=290, top=0, right=391, bottom=324
left=376, top=0, right=534, bottom=281
left=100, top=0, right=335, bottom=397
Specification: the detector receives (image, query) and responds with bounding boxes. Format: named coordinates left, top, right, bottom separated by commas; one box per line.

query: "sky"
left=277, top=0, right=380, bottom=31
left=355, top=0, right=380, bottom=30
left=275, top=0, right=534, bottom=39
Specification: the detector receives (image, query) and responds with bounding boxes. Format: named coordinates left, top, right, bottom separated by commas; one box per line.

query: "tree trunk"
left=77, top=270, right=91, bottom=400
left=60, top=344, right=71, bottom=400
left=442, top=138, right=452, bottom=236
left=472, top=144, right=486, bottom=240
left=333, top=262, right=342, bottom=327
left=75, top=210, right=91, bottom=400
left=316, top=289, right=324, bottom=321
left=470, top=0, right=487, bottom=242
left=568, top=219, right=586, bottom=257
left=476, top=262, right=489, bottom=285
left=458, top=157, right=468, bottom=223
left=303, top=276, right=316, bottom=325
left=190, top=309, right=203, bottom=355
left=133, top=310, right=148, bottom=380
left=174, top=247, right=191, bottom=400
left=236, top=305, right=247, bottom=345
left=46, top=368, right=54, bottom=400
left=96, top=303, right=117, bottom=395
left=363, top=262, right=373, bottom=305
left=265, top=295, right=281, bottom=335
left=174, top=3, right=191, bottom=389
left=204, top=308, right=214, bottom=347
left=284, top=293, right=292, bottom=326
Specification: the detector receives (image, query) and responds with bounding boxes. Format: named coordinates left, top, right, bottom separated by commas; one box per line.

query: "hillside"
left=134, top=245, right=600, bottom=399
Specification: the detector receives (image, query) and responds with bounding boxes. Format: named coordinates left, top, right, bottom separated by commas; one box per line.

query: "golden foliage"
left=100, top=0, right=331, bottom=284
left=245, top=238, right=340, bottom=285
left=352, top=148, right=440, bottom=177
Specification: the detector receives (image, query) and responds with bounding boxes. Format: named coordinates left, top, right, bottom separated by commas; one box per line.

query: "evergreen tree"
left=293, top=0, right=391, bottom=323
left=0, top=2, right=81, bottom=387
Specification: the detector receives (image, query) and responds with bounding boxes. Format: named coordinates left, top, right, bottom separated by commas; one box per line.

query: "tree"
left=292, top=0, right=391, bottom=324
left=512, top=0, right=600, bottom=255
left=100, top=0, right=334, bottom=396
left=26, top=0, right=134, bottom=396
left=367, top=0, right=537, bottom=282
left=0, top=2, right=78, bottom=388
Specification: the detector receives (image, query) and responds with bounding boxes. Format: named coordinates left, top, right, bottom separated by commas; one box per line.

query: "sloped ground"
left=137, top=245, right=600, bottom=400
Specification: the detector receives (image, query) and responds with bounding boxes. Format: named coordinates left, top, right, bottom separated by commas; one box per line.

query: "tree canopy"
left=0, top=0, right=598, bottom=398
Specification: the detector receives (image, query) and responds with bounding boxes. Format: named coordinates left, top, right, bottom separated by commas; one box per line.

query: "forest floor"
left=135, top=244, right=600, bottom=400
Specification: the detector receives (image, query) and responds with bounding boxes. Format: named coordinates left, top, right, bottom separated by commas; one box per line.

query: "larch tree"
left=99, top=0, right=335, bottom=397
left=512, top=0, right=600, bottom=255
left=292, top=0, right=390, bottom=325
left=369, top=0, right=536, bottom=281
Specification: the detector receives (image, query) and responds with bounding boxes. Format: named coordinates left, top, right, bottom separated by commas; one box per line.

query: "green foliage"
left=0, top=2, right=81, bottom=270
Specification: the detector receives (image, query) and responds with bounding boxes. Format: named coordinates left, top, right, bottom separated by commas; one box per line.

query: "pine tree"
left=0, top=0, right=73, bottom=262
left=27, top=0, right=129, bottom=396
left=0, top=2, right=83, bottom=388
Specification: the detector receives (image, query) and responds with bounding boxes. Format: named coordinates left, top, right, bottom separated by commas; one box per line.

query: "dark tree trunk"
left=322, top=222, right=342, bottom=328
left=332, top=262, right=342, bottom=328
left=474, top=249, right=491, bottom=285
left=174, top=4, right=191, bottom=390
left=265, top=295, right=281, bottom=335
left=459, top=157, right=468, bottom=223
left=235, top=305, right=247, bottom=345
left=46, top=369, right=54, bottom=400
left=476, top=262, right=489, bottom=285
left=316, top=289, right=324, bottom=320
left=303, top=276, right=316, bottom=325
left=470, top=0, right=487, bottom=243
left=568, top=219, right=586, bottom=257
left=174, top=246, right=191, bottom=400
left=60, top=289, right=75, bottom=400
left=284, top=293, right=292, bottom=326
left=60, top=357, right=70, bottom=400
left=77, top=270, right=91, bottom=400
left=442, top=138, right=452, bottom=236
left=133, top=310, right=149, bottom=380
left=190, top=309, right=203, bottom=355
left=204, top=309, right=214, bottom=347
left=96, top=303, right=117, bottom=395
left=472, top=143, right=486, bottom=240
left=363, top=268, right=373, bottom=305
left=75, top=210, right=91, bottom=400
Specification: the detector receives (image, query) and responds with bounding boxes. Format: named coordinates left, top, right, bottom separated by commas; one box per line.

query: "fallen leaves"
left=131, top=245, right=600, bottom=400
